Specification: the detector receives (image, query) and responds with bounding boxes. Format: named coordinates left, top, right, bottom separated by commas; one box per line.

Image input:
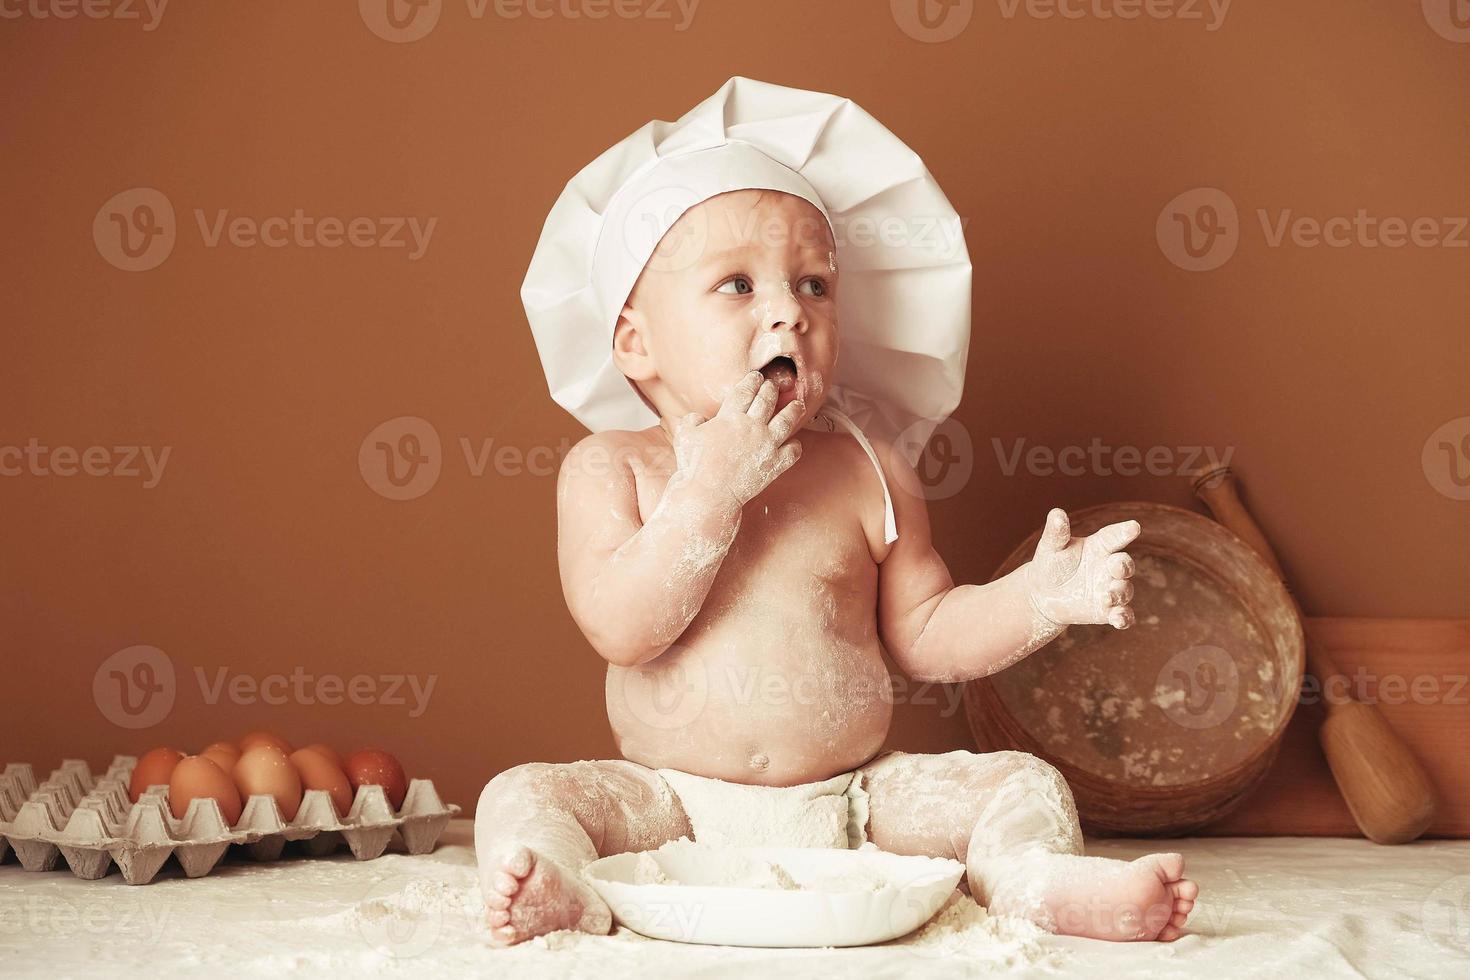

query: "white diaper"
left=656, top=767, right=871, bottom=850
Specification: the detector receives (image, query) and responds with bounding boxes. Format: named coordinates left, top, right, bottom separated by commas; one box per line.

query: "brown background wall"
left=4, top=0, right=1467, bottom=814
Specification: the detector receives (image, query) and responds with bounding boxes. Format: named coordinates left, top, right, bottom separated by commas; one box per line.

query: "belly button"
left=748, top=752, right=770, bottom=772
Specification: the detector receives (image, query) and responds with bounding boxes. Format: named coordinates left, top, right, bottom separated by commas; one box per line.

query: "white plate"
left=584, top=843, right=965, bottom=948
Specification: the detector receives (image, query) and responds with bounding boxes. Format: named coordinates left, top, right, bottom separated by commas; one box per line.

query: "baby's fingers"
left=1089, top=519, right=1142, bottom=556
left=746, top=378, right=779, bottom=421
left=1108, top=552, right=1135, bottom=579
left=766, top=397, right=807, bottom=443
left=720, top=370, right=766, bottom=417
left=1105, top=579, right=1134, bottom=607
left=771, top=440, right=803, bottom=476
left=1107, top=605, right=1135, bottom=629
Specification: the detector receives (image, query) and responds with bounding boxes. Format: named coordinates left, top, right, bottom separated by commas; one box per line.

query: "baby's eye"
left=799, top=277, right=829, bottom=298
left=715, top=275, right=754, bottom=295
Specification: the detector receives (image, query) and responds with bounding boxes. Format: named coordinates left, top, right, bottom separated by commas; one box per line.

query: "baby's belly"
left=605, top=593, right=894, bottom=786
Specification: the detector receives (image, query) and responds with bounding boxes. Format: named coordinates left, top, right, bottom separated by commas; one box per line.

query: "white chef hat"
left=521, top=75, right=971, bottom=469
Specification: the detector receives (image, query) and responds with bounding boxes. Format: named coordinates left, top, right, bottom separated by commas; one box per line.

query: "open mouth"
left=758, top=355, right=800, bottom=393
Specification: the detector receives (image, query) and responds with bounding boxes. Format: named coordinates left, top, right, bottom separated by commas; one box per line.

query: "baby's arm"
left=874, top=439, right=1138, bottom=683
left=556, top=373, right=804, bottom=667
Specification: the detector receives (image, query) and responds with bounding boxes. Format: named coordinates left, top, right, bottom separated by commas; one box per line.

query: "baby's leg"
left=858, top=750, right=1197, bottom=942
left=475, top=759, right=690, bottom=946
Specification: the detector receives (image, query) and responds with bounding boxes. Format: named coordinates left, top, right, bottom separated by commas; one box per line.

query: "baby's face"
left=619, top=189, right=838, bottom=425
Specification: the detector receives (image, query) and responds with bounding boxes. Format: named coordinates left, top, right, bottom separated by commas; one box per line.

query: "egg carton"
left=0, top=756, right=459, bottom=885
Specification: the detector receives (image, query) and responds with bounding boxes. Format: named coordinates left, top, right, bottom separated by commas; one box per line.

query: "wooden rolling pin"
left=1192, top=465, right=1439, bottom=844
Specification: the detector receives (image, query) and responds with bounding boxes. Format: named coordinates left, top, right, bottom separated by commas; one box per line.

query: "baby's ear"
left=611, top=310, right=657, bottom=383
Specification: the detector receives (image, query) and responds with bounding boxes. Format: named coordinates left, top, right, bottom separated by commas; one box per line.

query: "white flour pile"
left=628, top=839, right=887, bottom=892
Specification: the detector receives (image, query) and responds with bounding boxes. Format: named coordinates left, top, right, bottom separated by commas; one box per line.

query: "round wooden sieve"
left=963, top=502, right=1304, bottom=835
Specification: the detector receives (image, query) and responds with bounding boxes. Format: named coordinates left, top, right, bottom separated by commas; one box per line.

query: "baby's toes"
left=1156, top=924, right=1184, bottom=942
left=488, top=908, right=511, bottom=927
left=485, top=889, right=513, bottom=910
left=1171, top=877, right=1199, bottom=903
left=493, top=870, right=521, bottom=896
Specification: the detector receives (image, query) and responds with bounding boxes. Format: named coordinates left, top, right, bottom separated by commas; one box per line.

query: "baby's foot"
left=990, top=851, right=1198, bottom=942
left=483, top=844, right=612, bottom=946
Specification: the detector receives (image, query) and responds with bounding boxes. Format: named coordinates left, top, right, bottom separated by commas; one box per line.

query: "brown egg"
left=238, top=731, right=293, bottom=755
left=300, top=743, right=343, bottom=769
left=129, top=747, right=185, bottom=803
left=169, top=755, right=243, bottom=826
left=200, top=741, right=242, bottom=773
left=233, top=745, right=304, bottom=820
left=342, top=747, right=409, bottom=810
left=289, top=748, right=353, bottom=818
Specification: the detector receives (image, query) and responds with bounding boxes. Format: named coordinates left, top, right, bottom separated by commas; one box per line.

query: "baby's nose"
left=761, top=282, right=806, bottom=333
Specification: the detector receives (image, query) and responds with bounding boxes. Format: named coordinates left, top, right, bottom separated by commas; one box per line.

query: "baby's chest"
left=730, top=490, right=875, bottom=587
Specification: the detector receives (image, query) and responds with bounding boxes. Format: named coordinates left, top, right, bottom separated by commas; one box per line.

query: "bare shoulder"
left=557, top=428, right=661, bottom=504
left=794, top=424, right=919, bottom=563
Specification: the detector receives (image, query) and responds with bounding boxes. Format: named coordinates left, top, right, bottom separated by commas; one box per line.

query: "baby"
left=479, top=78, right=1197, bottom=948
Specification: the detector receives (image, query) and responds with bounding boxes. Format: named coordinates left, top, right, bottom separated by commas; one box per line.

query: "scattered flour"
left=893, top=891, right=1061, bottom=967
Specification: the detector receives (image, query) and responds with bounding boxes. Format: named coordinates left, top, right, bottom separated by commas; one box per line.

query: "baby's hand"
left=1024, top=508, right=1139, bottom=629
left=670, top=371, right=805, bottom=506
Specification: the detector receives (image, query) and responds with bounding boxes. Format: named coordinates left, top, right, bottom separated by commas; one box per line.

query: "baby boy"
left=478, top=77, right=1197, bottom=948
